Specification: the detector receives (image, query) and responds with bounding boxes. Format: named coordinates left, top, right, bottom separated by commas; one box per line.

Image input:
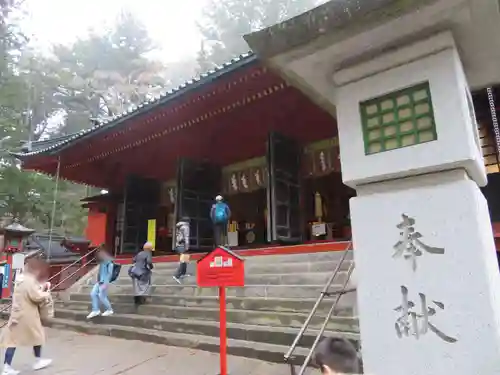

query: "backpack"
left=109, top=262, right=122, bottom=283
left=214, top=202, right=228, bottom=223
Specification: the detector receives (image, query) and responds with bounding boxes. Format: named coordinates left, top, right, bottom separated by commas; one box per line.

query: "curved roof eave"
left=14, top=52, right=257, bottom=158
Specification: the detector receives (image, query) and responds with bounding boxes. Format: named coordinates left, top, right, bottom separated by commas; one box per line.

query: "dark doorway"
left=266, top=132, right=302, bottom=244
left=120, top=176, right=160, bottom=254
left=175, top=158, right=221, bottom=251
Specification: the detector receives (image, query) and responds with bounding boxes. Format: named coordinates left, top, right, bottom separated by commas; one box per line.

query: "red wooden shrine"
left=13, top=55, right=500, bottom=256
left=19, top=60, right=338, bottom=190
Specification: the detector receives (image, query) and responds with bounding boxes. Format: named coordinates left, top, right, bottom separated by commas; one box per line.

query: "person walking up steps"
left=173, top=217, right=190, bottom=284
left=87, top=248, right=115, bottom=319
left=210, top=195, right=230, bottom=247
left=1, top=258, right=53, bottom=375
left=129, top=242, right=154, bottom=307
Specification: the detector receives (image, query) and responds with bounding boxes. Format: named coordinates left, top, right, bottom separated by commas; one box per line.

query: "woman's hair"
left=25, top=258, right=49, bottom=281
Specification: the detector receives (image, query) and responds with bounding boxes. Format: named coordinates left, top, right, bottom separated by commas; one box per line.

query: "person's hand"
left=99, top=283, right=108, bottom=291
left=43, top=282, right=51, bottom=291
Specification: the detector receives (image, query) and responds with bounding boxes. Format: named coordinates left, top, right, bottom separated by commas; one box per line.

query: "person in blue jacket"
left=210, top=195, right=231, bottom=247
left=87, top=249, right=114, bottom=319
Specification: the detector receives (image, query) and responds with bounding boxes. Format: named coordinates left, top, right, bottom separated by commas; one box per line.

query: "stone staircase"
left=50, top=250, right=359, bottom=364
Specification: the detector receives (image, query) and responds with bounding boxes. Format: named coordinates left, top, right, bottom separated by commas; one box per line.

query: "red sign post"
left=197, top=247, right=245, bottom=375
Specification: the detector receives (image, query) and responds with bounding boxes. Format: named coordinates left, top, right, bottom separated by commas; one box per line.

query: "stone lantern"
left=1, top=220, right=35, bottom=254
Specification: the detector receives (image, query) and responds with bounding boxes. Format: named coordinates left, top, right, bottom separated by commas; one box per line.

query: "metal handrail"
left=49, top=244, right=103, bottom=282
left=297, top=261, right=356, bottom=375
left=284, top=241, right=356, bottom=375
left=284, top=241, right=352, bottom=362
left=50, top=255, right=97, bottom=291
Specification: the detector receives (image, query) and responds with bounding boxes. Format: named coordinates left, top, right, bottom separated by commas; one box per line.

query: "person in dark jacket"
left=210, top=195, right=231, bottom=247
left=129, top=242, right=154, bottom=306
left=172, top=218, right=190, bottom=284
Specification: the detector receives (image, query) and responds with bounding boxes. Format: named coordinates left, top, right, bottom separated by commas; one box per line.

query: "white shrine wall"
left=334, top=32, right=485, bottom=188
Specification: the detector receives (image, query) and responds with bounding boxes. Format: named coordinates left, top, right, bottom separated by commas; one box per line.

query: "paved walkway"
left=3, top=328, right=314, bottom=375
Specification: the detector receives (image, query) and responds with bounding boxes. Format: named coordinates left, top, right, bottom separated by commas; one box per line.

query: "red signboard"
left=197, top=247, right=245, bottom=287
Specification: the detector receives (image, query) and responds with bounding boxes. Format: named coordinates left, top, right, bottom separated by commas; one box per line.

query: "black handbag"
left=128, top=265, right=143, bottom=279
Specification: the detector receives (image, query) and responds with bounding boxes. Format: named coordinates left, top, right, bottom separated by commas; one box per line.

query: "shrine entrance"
left=119, top=176, right=160, bottom=254
left=221, top=131, right=304, bottom=247
left=222, top=156, right=268, bottom=248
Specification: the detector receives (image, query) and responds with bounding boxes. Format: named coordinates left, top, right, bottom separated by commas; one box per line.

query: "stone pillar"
left=335, top=32, right=500, bottom=375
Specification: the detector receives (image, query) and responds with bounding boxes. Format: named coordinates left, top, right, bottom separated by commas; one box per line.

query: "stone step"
left=239, top=249, right=353, bottom=264
left=113, top=271, right=349, bottom=286
left=80, top=284, right=352, bottom=299
left=45, top=317, right=355, bottom=367
left=54, top=309, right=359, bottom=349
left=145, top=250, right=352, bottom=268
left=128, top=259, right=353, bottom=275
left=68, top=293, right=355, bottom=315
left=56, top=301, right=358, bottom=330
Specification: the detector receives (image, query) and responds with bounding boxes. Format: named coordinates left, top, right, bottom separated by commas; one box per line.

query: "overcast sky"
left=22, top=0, right=208, bottom=62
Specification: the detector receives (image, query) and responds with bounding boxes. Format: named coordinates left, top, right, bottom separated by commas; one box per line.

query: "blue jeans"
left=91, top=283, right=112, bottom=312
left=4, top=346, right=41, bottom=365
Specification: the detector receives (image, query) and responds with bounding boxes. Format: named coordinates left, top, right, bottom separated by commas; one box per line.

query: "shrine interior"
left=225, top=189, right=267, bottom=248
left=302, top=172, right=355, bottom=241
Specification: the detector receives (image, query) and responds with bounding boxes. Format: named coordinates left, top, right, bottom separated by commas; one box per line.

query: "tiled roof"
left=15, top=134, right=77, bottom=156
left=24, top=233, right=83, bottom=263
left=13, top=52, right=257, bottom=158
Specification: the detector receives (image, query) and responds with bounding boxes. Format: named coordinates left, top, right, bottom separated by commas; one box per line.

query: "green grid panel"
left=360, top=82, right=437, bottom=155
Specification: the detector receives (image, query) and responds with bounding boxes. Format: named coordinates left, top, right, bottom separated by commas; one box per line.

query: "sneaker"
left=102, top=310, right=114, bottom=317
left=172, top=276, right=181, bottom=284
left=2, top=364, right=20, bottom=375
left=86, top=311, right=101, bottom=319
left=33, top=358, right=52, bottom=371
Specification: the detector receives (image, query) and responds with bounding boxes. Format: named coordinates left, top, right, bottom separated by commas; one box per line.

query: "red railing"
left=0, top=245, right=103, bottom=321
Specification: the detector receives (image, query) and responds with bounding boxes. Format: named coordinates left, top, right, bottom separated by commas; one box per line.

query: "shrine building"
left=12, top=53, right=500, bottom=256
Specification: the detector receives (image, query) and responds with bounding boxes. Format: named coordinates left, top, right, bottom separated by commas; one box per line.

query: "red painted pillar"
left=219, top=286, right=227, bottom=375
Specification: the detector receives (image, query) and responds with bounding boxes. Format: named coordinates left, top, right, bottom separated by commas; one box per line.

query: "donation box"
left=197, top=247, right=245, bottom=375
left=197, top=247, right=245, bottom=288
